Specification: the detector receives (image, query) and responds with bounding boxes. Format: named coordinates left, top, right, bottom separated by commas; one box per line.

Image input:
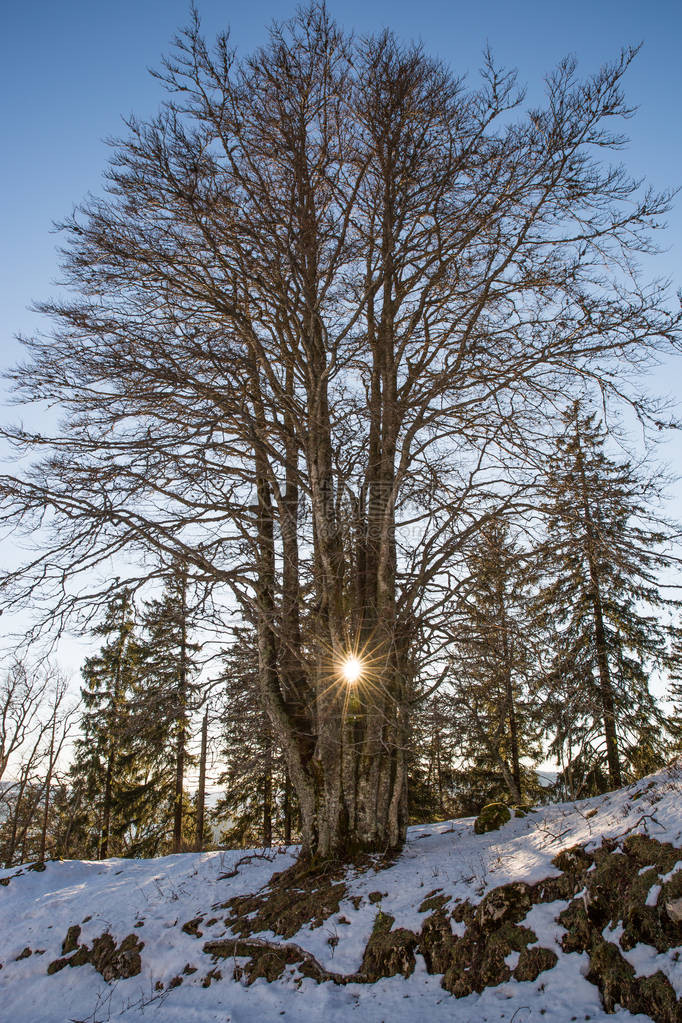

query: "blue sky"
left=1, top=0, right=682, bottom=672
left=2, top=0, right=681, bottom=381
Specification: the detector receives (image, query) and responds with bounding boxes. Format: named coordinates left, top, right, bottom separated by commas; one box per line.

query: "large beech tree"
left=1, top=5, right=680, bottom=857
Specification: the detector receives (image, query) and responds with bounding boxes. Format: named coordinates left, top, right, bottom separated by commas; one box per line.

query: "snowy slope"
left=1, top=762, right=681, bottom=1023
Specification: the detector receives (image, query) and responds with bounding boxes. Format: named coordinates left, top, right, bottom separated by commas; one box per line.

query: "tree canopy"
left=1, top=3, right=680, bottom=856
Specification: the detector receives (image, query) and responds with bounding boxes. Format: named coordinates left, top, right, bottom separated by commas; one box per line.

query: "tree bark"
left=496, top=576, right=522, bottom=800
left=574, top=412, right=622, bottom=788
left=100, top=595, right=130, bottom=859
left=195, top=708, right=208, bottom=851
left=173, top=564, right=189, bottom=854
left=38, top=706, right=57, bottom=863
left=283, top=769, right=292, bottom=845
left=262, top=721, right=273, bottom=848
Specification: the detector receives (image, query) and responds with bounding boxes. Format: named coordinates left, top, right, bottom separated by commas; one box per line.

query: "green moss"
left=224, top=861, right=348, bottom=940
left=588, top=938, right=637, bottom=1013
left=418, top=890, right=448, bottom=914
left=422, top=895, right=538, bottom=999
left=623, top=834, right=680, bottom=874
left=204, top=938, right=302, bottom=983
left=476, top=882, right=533, bottom=927
left=47, top=932, right=143, bottom=982
left=361, top=912, right=418, bottom=981
left=552, top=844, right=593, bottom=877
left=559, top=901, right=591, bottom=954
left=181, top=917, right=204, bottom=938
left=419, top=909, right=457, bottom=975
left=557, top=835, right=682, bottom=1021
left=638, top=972, right=682, bottom=1023
left=514, top=946, right=558, bottom=982
left=474, top=802, right=511, bottom=834
left=61, top=925, right=81, bottom=955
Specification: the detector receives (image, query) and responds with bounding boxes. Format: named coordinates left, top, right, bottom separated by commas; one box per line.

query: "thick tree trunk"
left=300, top=674, right=408, bottom=859
left=245, top=122, right=411, bottom=858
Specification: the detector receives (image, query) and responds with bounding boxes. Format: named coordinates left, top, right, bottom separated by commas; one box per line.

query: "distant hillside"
left=1, top=762, right=681, bottom=1022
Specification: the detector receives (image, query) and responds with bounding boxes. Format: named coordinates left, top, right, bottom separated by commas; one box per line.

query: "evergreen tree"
left=70, top=591, right=142, bottom=857
left=407, top=690, right=459, bottom=823
left=447, top=518, right=542, bottom=808
left=132, top=563, right=201, bottom=853
left=535, top=403, right=673, bottom=790
left=214, top=628, right=296, bottom=847
left=664, top=640, right=682, bottom=757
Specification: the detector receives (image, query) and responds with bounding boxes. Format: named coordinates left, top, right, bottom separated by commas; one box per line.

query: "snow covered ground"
left=1, top=762, right=681, bottom=1023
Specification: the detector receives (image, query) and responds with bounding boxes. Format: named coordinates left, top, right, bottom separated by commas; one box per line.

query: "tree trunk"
left=38, top=709, right=57, bottom=863
left=590, top=590, right=621, bottom=787
left=173, top=564, right=188, bottom=854
left=574, top=412, right=621, bottom=788
left=495, top=572, right=523, bottom=801
left=195, top=708, right=208, bottom=851
left=499, top=757, right=522, bottom=806
left=17, top=786, right=43, bottom=864
left=435, top=727, right=444, bottom=814
left=4, top=777, right=26, bottom=866
left=101, top=595, right=129, bottom=859
left=262, top=721, right=272, bottom=848
left=100, top=750, right=114, bottom=859
left=283, top=769, right=292, bottom=845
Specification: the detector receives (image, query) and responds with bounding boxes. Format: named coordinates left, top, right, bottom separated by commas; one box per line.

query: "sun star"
left=341, top=656, right=363, bottom=684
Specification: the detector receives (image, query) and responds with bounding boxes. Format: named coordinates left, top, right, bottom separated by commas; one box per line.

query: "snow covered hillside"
left=1, top=763, right=681, bottom=1023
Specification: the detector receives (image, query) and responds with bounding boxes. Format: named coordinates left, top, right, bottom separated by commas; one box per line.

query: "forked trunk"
left=299, top=704, right=408, bottom=859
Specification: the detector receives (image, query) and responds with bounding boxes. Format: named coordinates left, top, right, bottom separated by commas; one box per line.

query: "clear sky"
left=2, top=0, right=681, bottom=391
left=1, top=0, right=682, bottom=673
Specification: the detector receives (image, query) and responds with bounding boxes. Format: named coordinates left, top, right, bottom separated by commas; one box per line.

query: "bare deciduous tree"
left=1, top=5, right=679, bottom=857
left=0, top=662, right=74, bottom=867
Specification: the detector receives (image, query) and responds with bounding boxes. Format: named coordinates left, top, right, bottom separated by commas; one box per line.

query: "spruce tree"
left=535, top=403, right=672, bottom=790
left=448, top=518, right=542, bottom=808
left=133, top=563, right=200, bottom=853
left=215, top=628, right=294, bottom=847
left=70, top=591, right=142, bottom=857
left=664, top=641, right=682, bottom=757
left=407, top=690, right=459, bottom=823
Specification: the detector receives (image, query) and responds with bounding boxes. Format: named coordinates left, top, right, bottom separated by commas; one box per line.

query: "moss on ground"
left=41, top=824, right=680, bottom=1023
left=222, top=860, right=350, bottom=940
left=361, top=911, right=418, bottom=981
left=47, top=929, right=144, bottom=980
left=474, top=802, right=511, bottom=834
left=558, top=835, right=682, bottom=1023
